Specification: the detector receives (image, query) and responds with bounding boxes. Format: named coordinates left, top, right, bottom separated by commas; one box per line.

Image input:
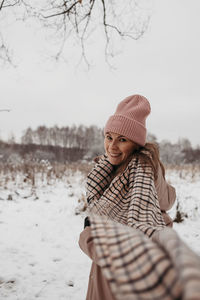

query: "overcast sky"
left=0, top=0, right=200, bottom=147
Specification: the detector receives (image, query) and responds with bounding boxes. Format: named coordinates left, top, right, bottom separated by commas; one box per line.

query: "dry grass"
left=1, top=161, right=199, bottom=188
left=0, top=161, right=94, bottom=189
left=165, top=164, right=200, bottom=180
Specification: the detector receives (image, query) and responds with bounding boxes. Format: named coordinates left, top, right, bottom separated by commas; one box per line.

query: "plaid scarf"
left=89, top=214, right=200, bottom=300
left=86, top=155, right=165, bottom=237
left=86, top=156, right=200, bottom=299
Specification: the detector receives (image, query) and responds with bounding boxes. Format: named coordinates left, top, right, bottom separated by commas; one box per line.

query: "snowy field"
left=0, top=166, right=200, bottom=300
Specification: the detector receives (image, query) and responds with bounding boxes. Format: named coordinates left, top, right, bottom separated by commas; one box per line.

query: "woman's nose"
left=110, top=140, right=118, bottom=149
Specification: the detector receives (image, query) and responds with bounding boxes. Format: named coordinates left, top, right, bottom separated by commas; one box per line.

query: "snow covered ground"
left=0, top=167, right=199, bottom=300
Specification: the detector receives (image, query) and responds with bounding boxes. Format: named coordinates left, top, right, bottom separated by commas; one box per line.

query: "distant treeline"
left=0, top=125, right=199, bottom=164
left=21, top=125, right=103, bottom=149
left=0, top=125, right=104, bottom=163
left=0, top=141, right=86, bottom=163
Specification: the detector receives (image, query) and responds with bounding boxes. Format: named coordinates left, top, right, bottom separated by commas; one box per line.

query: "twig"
left=44, top=1, right=80, bottom=18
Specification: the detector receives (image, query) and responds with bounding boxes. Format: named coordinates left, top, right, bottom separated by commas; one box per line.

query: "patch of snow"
left=0, top=168, right=199, bottom=299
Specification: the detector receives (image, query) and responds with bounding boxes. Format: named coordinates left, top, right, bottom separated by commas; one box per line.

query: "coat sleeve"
left=155, top=163, right=176, bottom=211
left=79, top=226, right=99, bottom=265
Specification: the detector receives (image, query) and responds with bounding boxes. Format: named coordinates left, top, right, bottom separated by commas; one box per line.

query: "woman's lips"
left=109, top=153, right=121, bottom=157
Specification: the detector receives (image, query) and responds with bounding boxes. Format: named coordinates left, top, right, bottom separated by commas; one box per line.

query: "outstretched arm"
left=79, top=226, right=99, bottom=264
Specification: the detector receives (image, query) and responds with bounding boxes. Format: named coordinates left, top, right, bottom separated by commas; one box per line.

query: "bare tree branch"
left=0, top=0, right=20, bottom=10
left=44, top=1, right=80, bottom=18
left=0, top=34, right=15, bottom=66
left=101, top=0, right=109, bottom=42
left=0, top=0, right=6, bottom=10
left=0, top=0, right=152, bottom=67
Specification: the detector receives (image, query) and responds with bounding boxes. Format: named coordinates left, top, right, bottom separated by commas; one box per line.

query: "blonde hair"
left=134, top=142, right=165, bottom=181
left=95, top=142, right=165, bottom=181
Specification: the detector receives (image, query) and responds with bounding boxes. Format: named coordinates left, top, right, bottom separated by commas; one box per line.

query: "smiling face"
left=104, top=132, right=138, bottom=166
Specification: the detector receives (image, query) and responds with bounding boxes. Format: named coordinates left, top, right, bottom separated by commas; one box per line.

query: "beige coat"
left=155, top=164, right=176, bottom=227
left=79, top=164, right=176, bottom=300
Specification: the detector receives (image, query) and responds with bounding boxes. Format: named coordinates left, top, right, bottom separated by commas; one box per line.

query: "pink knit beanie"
left=104, top=94, right=151, bottom=146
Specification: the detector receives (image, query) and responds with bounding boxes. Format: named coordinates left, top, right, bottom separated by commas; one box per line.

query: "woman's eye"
left=119, top=138, right=126, bottom=142
left=106, top=136, right=112, bottom=140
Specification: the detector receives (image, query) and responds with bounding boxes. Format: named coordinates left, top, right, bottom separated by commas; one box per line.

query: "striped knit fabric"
left=87, top=155, right=165, bottom=237
left=89, top=214, right=200, bottom=300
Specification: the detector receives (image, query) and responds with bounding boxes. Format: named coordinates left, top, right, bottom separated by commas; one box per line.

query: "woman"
left=79, top=94, right=176, bottom=300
